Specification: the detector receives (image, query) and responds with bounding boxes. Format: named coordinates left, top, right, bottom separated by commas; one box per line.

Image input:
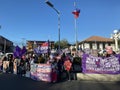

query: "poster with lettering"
left=3, top=61, right=9, bottom=73
left=36, top=64, right=52, bottom=82
left=82, top=54, right=120, bottom=74
left=30, top=64, right=52, bottom=82
left=34, top=42, right=49, bottom=54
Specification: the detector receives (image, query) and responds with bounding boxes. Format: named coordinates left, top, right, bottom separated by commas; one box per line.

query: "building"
left=26, top=40, right=55, bottom=52
left=70, top=36, right=115, bottom=56
left=0, top=36, right=13, bottom=53
left=78, top=36, right=115, bottom=50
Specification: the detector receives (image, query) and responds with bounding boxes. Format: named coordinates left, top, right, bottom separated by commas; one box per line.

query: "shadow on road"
left=0, top=73, right=120, bottom=90
left=0, top=73, right=54, bottom=90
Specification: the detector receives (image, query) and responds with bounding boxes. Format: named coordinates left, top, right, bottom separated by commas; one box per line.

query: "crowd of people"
left=0, top=45, right=116, bottom=82
left=0, top=52, right=82, bottom=82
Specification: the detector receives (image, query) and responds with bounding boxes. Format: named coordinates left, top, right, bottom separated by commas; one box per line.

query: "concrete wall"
left=77, top=73, right=120, bottom=81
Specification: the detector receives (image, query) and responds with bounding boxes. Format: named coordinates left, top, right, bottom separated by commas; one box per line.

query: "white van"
left=5, top=53, right=13, bottom=61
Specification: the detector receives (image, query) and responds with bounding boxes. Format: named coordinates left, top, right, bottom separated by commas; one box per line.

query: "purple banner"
left=34, top=42, right=49, bottom=54
left=82, top=54, right=120, bottom=74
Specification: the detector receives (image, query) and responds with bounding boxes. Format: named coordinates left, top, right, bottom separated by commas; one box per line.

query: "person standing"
left=64, top=57, right=72, bottom=81
left=19, top=56, right=26, bottom=76
left=51, top=58, right=58, bottom=83
left=8, top=54, right=14, bottom=73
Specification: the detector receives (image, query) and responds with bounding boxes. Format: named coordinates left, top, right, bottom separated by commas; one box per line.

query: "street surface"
left=0, top=73, right=120, bottom=90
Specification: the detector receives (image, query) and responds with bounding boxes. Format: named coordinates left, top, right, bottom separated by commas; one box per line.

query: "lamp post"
left=45, top=0, right=60, bottom=52
left=111, top=29, right=120, bottom=52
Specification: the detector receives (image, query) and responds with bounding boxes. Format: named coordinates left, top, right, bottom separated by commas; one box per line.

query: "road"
left=0, top=73, right=120, bottom=90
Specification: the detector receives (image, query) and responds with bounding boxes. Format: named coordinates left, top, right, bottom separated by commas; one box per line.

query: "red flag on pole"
left=72, top=8, right=80, bottom=18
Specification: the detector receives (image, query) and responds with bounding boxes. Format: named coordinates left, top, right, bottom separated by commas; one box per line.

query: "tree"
left=54, top=39, right=70, bottom=49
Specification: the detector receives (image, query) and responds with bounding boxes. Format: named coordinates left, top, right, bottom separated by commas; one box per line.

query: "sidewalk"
left=77, top=73, right=120, bottom=81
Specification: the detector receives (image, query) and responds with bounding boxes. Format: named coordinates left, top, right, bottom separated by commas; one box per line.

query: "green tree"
left=54, top=39, right=70, bottom=49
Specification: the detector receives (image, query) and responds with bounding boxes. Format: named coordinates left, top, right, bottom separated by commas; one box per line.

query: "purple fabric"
left=21, top=46, right=27, bottom=55
left=13, top=46, right=27, bottom=58
left=82, top=54, right=120, bottom=74
left=13, top=46, right=21, bottom=58
left=34, top=41, right=50, bottom=54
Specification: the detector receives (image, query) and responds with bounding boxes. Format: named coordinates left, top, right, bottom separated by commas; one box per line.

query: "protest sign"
left=82, top=54, right=120, bottom=74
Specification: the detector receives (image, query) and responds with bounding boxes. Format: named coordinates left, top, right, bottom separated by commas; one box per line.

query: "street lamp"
left=45, top=0, right=61, bottom=52
left=111, top=29, right=120, bottom=51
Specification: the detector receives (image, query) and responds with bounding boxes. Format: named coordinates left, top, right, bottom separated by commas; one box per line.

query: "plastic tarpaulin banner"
left=82, top=54, right=120, bottom=74
left=30, top=64, right=52, bottom=82
left=34, top=42, right=49, bottom=54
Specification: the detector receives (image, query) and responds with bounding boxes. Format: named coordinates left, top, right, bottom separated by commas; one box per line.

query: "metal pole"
left=58, top=13, right=60, bottom=52
left=45, top=1, right=60, bottom=52
left=4, top=39, right=6, bottom=53
left=50, top=7, right=60, bottom=52
left=74, top=2, right=78, bottom=54
left=111, top=30, right=120, bottom=52
left=74, top=17, right=78, bottom=52
left=115, top=36, right=118, bottom=51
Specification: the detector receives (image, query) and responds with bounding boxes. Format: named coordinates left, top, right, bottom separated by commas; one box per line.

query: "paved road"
left=0, top=73, right=120, bottom=90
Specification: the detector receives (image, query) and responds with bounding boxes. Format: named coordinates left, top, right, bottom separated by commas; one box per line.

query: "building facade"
left=79, top=36, right=115, bottom=50
left=26, top=40, right=54, bottom=52
left=70, top=36, right=115, bottom=56
left=0, top=36, right=13, bottom=53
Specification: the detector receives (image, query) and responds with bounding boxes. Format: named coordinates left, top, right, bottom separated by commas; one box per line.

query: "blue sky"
left=0, top=0, right=120, bottom=45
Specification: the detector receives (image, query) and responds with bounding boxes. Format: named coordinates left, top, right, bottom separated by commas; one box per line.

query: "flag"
left=21, top=46, right=27, bottom=55
left=72, top=8, right=80, bottom=18
left=13, top=46, right=21, bottom=58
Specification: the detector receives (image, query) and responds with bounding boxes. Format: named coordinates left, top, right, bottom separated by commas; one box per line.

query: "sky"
left=0, top=0, right=120, bottom=45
